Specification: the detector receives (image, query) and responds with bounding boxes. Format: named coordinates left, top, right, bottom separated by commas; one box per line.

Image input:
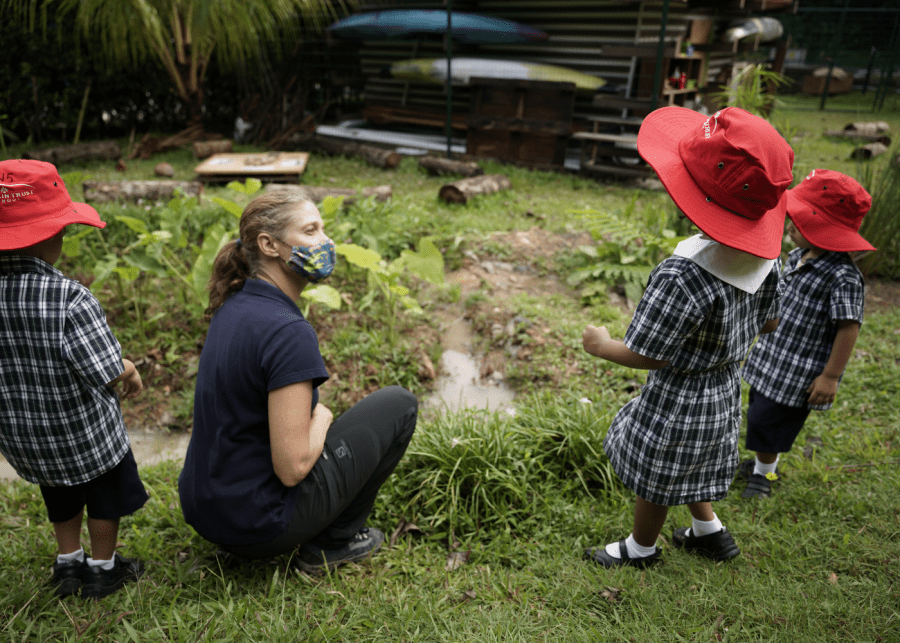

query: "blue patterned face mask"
left=280, top=239, right=336, bottom=283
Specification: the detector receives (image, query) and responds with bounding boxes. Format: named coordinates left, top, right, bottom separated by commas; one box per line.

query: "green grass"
left=2, top=305, right=899, bottom=640
left=2, top=92, right=900, bottom=640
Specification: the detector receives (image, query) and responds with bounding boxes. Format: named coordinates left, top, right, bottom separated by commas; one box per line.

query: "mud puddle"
left=423, top=316, right=515, bottom=415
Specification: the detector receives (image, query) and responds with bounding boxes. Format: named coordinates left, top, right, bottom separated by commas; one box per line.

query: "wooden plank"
left=194, top=152, right=309, bottom=179
left=580, top=161, right=655, bottom=179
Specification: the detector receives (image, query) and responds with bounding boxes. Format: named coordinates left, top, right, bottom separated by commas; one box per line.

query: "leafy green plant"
left=856, top=151, right=900, bottom=278
left=710, top=62, right=793, bottom=118
left=566, top=195, right=684, bottom=304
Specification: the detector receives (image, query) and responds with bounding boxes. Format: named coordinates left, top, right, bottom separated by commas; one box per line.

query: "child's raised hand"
left=583, top=325, right=611, bottom=357
left=806, top=373, right=839, bottom=406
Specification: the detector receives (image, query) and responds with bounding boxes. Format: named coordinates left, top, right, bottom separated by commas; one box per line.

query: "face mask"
left=280, top=239, right=336, bottom=283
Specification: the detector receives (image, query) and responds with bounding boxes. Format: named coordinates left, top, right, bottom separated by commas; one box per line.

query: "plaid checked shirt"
left=0, top=256, right=129, bottom=485
left=743, top=248, right=865, bottom=410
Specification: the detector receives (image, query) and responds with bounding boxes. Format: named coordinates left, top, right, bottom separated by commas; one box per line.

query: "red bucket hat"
left=786, top=169, right=874, bottom=253
left=0, top=159, right=105, bottom=250
left=637, top=106, right=794, bottom=259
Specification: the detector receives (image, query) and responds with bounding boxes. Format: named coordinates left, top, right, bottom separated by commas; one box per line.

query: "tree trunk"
left=418, top=156, right=484, bottom=177
left=83, top=180, right=203, bottom=203
left=439, top=174, right=512, bottom=204
left=25, top=140, right=121, bottom=164
left=288, top=133, right=402, bottom=169
left=265, top=184, right=392, bottom=206
left=193, top=140, right=234, bottom=159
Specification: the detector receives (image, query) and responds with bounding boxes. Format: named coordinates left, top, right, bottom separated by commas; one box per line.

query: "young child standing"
left=739, top=170, right=873, bottom=498
left=0, top=160, right=148, bottom=599
left=582, top=107, right=793, bottom=567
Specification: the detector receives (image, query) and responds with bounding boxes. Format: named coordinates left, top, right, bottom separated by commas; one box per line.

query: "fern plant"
left=567, top=196, right=684, bottom=305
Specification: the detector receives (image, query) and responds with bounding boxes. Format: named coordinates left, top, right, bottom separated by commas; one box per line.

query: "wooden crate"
left=465, top=78, right=575, bottom=171
left=194, top=152, right=309, bottom=182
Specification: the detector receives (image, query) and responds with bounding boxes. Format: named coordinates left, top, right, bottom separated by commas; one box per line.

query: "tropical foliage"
left=1, top=0, right=352, bottom=127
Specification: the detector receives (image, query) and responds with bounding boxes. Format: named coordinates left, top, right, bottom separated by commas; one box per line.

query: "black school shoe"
left=81, top=553, right=145, bottom=600
left=672, top=527, right=741, bottom=561
left=584, top=540, right=662, bottom=569
left=741, top=473, right=773, bottom=498
left=295, top=527, right=385, bottom=574
left=52, top=559, right=86, bottom=597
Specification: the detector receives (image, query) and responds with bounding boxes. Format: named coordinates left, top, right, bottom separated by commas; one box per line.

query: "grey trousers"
left=223, top=385, right=417, bottom=558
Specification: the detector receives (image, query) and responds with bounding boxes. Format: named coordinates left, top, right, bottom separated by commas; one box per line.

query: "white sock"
left=86, top=557, right=115, bottom=571
left=57, top=548, right=85, bottom=565
left=753, top=456, right=779, bottom=477
left=688, top=513, right=724, bottom=538
left=604, top=533, right=657, bottom=559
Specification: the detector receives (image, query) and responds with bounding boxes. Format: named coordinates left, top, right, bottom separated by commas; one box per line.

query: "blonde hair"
left=205, top=191, right=312, bottom=318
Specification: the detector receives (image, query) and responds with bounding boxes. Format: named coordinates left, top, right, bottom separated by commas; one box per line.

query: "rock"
left=154, top=162, right=175, bottom=177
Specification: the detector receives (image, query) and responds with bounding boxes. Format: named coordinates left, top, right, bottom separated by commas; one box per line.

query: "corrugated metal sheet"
left=333, top=0, right=795, bottom=173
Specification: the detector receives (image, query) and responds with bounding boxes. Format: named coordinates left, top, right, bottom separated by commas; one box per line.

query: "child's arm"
left=806, top=320, right=860, bottom=406
left=107, top=359, right=143, bottom=400
left=583, top=325, right=669, bottom=370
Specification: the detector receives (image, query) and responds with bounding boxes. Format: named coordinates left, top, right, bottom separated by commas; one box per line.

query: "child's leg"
left=743, top=388, right=810, bottom=498
left=87, top=518, right=120, bottom=561
left=633, top=496, right=669, bottom=547
left=53, top=509, right=85, bottom=554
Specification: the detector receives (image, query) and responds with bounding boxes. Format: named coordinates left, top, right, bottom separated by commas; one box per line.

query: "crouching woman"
left=179, top=192, right=417, bottom=572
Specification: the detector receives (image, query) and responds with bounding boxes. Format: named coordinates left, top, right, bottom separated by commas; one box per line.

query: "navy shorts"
left=39, top=448, right=149, bottom=523
left=745, top=387, right=811, bottom=454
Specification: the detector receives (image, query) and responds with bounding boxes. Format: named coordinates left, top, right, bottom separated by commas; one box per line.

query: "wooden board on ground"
left=194, top=152, right=309, bottom=182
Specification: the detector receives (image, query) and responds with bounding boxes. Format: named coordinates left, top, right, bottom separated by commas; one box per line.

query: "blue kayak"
left=327, top=10, right=548, bottom=44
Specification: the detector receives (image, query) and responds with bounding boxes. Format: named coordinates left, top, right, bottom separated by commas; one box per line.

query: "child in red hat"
left=739, top=169, right=874, bottom=498
left=581, top=107, right=793, bottom=567
left=0, top=160, right=148, bottom=598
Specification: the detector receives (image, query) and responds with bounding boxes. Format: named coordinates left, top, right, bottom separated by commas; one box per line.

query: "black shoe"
left=735, top=458, right=755, bottom=480
left=52, top=559, right=86, bottom=597
left=81, top=553, right=145, bottom=600
left=584, top=539, right=662, bottom=569
left=736, top=458, right=780, bottom=481
left=741, top=473, right=773, bottom=498
left=672, top=527, right=740, bottom=561
left=295, top=527, right=385, bottom=574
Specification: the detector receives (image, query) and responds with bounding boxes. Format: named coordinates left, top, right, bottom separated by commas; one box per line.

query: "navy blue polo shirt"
left=179, top=279, right=329, bottom=546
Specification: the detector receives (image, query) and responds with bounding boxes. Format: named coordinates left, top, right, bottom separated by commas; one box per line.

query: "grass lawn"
left=1, top=93, right=899, bottom=641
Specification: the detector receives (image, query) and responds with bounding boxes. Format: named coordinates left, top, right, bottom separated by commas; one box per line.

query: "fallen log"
left=287, top=133, right=401, bottom=169
left=418, top=155, right=483, bottom=177
left=825, top=130, right=891, bottom=146
left=439, top=174, right=511, bottom=204
left=265, top=183, right=392, bottom=206
left=25, top=140, right=121, bottom=164
left=844, top=121, right=890, bottom=136
left=850, top=142, right=888, bottom=160
left=193, top=139, right=233, bottom=159
left=129, top=124, right=222, bottom=160
left=83, top=180, right=203, bottom=203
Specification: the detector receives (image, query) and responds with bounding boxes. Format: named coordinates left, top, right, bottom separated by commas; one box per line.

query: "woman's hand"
left=269, top=381, right=331, bottom=487
left=311, top=403, right=334, bottom=428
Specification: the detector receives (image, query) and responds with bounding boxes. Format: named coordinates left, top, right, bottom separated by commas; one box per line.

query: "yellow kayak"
left=389, top=57, right=605, bottom=93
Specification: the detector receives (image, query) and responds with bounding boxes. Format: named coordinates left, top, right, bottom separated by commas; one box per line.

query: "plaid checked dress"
left=603, top=256, right=781, bottom=506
